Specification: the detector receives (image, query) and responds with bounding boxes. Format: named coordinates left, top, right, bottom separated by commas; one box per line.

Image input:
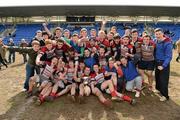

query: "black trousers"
left=8, top=52, right=15, bottom=63
left=0, top=54, right=7, bottom=68
left=117, top=77, right=124, bottom=93
left=176, top=53, right=180, bottom=61
left=22, top=53, right=27, bottom=63
left=155, top=61, right=170, bottom=99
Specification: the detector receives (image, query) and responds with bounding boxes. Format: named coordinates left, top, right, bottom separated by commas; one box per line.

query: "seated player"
left=103, top=57, right=124, bottom=93
left=73, top=60, right=86, bottom=103
left=64, top=60, right=77, bottom=102
left=91, top=64, right=136, bottom=104
left=28, top=57, right=58, bottom=105
left=45, top=59, right=68, bottom=102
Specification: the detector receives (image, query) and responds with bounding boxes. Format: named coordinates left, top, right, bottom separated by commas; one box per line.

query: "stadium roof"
left=0, top=6, right=180, bottom=17
left=0, top=0, right=180, bottom=17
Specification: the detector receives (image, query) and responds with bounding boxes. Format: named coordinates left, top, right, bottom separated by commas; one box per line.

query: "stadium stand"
left=1, top=22, right=180, bottom=44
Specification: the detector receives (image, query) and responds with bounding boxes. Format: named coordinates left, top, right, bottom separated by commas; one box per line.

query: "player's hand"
left=74, top=52, right=80, bottom=57
left=42, top=23, right=47, bottom=26
left=102, top=20, right=107, bottom=25
left=75, top=61, right=79, bottom=66
left=91, top=81, right=96, bottom=86
left=36, top=61, right=40, bottom=65
left=110, top=41, right=114, bottom=46
left=114, top=62, right=117, bottom=66
left=125, top=53, right=134, bottom=57
left=81, top=37, right=88, bottom=42
left=36, top=61, right=43, bottom=66
left=116, top=61, right=121, bottom=65
left=59, top=73, right=64, bottom=79
left=125, top=53, right=130, bottom=57
left=63, top=79, right=68, bottom=84
left=114, top=61, right=121, bottom=70
left=158, top=66, right=164, bottom=70
left=130, top=42, right=134, bottom=46
left=3, top=45, right=9, bottom=48
left=105, top=52, right=109, bottom=56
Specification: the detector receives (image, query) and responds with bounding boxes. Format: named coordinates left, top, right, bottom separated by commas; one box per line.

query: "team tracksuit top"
left=155, top=37, right=173, bottom=68
left=121, top=61, right=139, bottom=81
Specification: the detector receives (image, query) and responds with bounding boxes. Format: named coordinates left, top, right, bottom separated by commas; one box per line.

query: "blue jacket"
left=155, top=37, right=172, bottom=68
left=104, top=66, right=117, bottom=73
left=121, top=61, right=139, bottom=81
left=84, top=56, right=97, bottom=70
left=104, top=66, right=117, bottom=80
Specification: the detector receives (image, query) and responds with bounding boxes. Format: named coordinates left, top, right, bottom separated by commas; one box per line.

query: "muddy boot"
left=130, top=99, right=136, bottom=105
left=44, top=96, right=54, bottom=102
left=26, top=91, right=33, bottom=98
left=35, top=99, right=42, bottom=106
left=102, top=98, right=113, bottom=108
left=32, top=96, right=38, bottom=102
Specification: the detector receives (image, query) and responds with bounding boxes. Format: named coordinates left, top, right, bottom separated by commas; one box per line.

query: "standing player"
left=5, top=41, right=40, bottom=91
left=154, top=28, right=172, bottom=101
left=138, top=35, right=155, bottom=91
left=130, top=29, right=143, bottom=57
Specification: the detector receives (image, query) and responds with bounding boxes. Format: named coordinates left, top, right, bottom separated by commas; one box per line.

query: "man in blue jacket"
left=154, top=28, right=172, bottom=102
left=120, top=56, right=142, bottom=98
left=83, top=48, right=97, bottom=70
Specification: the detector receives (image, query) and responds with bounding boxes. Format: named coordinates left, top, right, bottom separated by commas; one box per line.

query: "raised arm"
left=100, top=20, right=107, bottom=31
left=125, top=53, right=140, bottom=65
left=42, top=23, right=52, bottom=36
left=4, top=45, right=32, bottom=53
left=114, top=61, right=123, bottom=77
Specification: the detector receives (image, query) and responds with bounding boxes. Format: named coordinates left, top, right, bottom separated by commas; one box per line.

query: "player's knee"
left=126, top=86, right=133, bottom=91
left=67, top=85, right=72, bottom=90
left=72, top=83, right=76, bottom=88
left=47, top=82, right=52, bottom=87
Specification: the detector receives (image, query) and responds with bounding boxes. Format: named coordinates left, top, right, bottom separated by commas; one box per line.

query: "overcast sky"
left=0, top=0, right=180, bottom=7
